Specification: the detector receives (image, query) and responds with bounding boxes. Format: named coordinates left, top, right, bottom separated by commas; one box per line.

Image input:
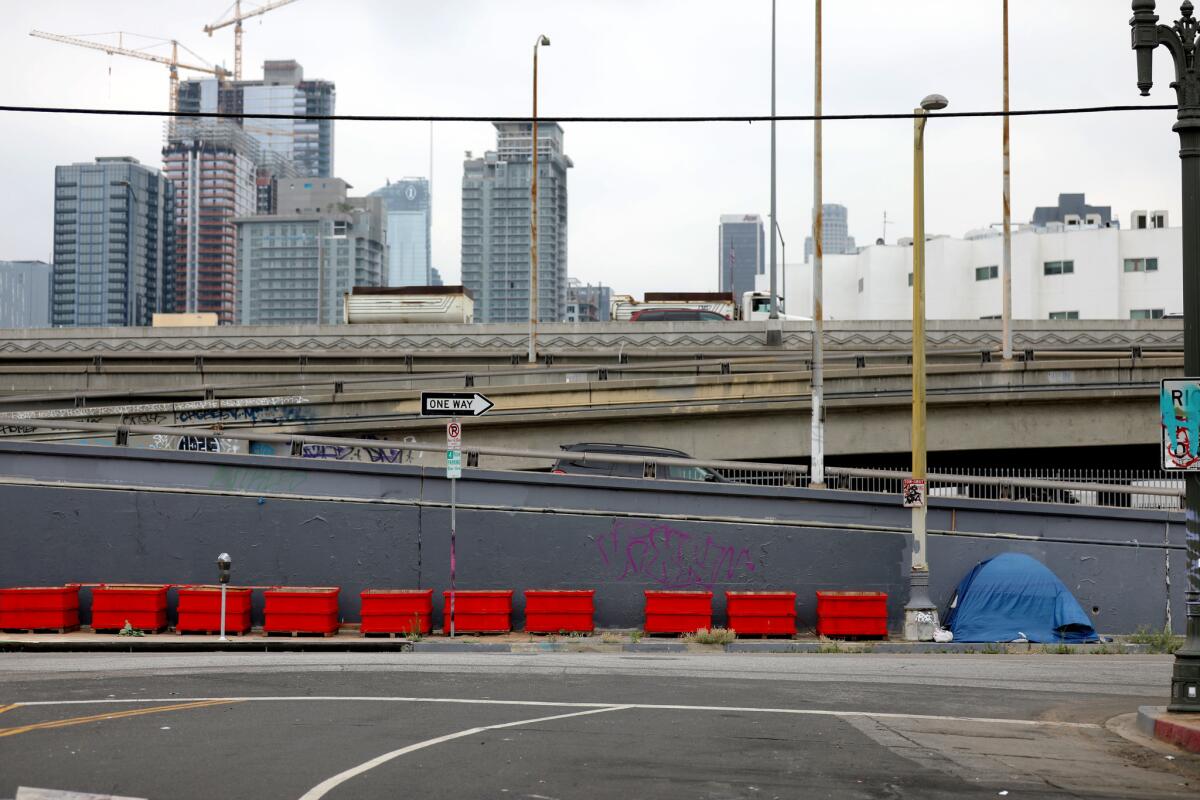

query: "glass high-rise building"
left=236, top=180, right=385, bottom=325
left=461, top=122, right=573, bottom=323
left=718, top=214, right=765, bottom=299
left=52, top=157, right=174, bottom=327
left=0, top=261, right=52, bottom=328
left=177, top=60, right=335, bottom=179
left=369, top=178, right=431, bottom=286
left=804, top=203, right=857, bottom=259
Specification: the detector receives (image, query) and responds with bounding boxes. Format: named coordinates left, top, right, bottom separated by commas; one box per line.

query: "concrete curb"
left=1137, top=705, right=1200, bottom=754
left=0, top=631, right=1161, bottom=655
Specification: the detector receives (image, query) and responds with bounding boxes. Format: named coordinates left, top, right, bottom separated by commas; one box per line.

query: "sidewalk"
left=0, top=628, right=1165, bottom=655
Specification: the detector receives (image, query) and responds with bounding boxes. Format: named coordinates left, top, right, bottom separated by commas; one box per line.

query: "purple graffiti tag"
left=597, top=520, right=758, bottom=591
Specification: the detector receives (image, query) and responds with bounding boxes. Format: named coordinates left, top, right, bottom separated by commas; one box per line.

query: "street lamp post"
left=774, top=220, right=786, bottom=314
left=904, top=93, right=949, bottom=642
left=529, top=34, right=550, bottom=364
left=1131, top=0, right=1200, bottom=712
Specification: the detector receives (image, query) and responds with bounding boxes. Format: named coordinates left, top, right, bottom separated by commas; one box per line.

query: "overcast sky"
left=0, top=0, right=1183, bottom=295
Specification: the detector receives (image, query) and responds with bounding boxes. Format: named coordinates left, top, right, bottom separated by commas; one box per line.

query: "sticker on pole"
left=421, top=391, right=494, bottom=417
left=902, top=478, right=926, bottom=508
left=1162, top=378, right=1200, bottom=470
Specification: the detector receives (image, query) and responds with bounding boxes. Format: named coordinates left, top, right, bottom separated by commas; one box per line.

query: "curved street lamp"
left=1130, top=0, right=1200, bottom=713
left=905, top=92, right=949, bottom=641
left=529, top=34, right=551, bottom=364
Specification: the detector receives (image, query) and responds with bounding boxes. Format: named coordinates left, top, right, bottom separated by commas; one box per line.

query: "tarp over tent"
left=943, top=553, right=1101, bottom=643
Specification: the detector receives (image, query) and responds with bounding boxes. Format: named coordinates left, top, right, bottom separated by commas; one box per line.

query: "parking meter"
left=217, top=553, right=232, bottom=584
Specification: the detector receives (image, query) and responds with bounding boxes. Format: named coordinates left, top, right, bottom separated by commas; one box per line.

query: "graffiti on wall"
left=594, top=520, right=760, bottom=591
left=1162, top=379, right=1200, bottom=470
left=300, top=436, right=420, bottom=464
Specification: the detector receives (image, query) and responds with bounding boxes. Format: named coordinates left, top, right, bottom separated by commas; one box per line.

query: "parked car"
left=551, top=443, right=726, bottom=482
left=629, top=308, right=729, bottom=321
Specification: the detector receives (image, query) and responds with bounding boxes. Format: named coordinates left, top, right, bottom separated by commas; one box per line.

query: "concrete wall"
left=0, top=441, right=1186, bottom=635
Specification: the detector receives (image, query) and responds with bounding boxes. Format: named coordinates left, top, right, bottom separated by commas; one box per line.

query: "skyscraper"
left=51, top=157, right=174, bottom=327
left=369, top=178, right=431, bottom=286
left=0, top=261, right=52, bottom=328
left=163, top=120, right=296, bottom=323
left=236, top=179, right=385, bottom=325
left=804, top=203, right=857, bottom=259
left=177, top=60, right=336, bottom=179
left=718, top=214, right=765, bottom=298
left=461, top=122, right=573, bottom=323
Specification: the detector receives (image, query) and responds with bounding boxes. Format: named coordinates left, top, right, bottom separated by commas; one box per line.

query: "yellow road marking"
left=0, top=704, right=16, bottom=717
left=0, top=698, right=239, bottom=738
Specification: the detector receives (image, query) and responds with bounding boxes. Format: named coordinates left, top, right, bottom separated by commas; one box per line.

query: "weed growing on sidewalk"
left=630, top=630, right=644, bottom=643
left=683, top=627, right=736, bottom=645
left=1127, top=626, right=1183, bottom=654
left=600, top=632, right=623, bottom=644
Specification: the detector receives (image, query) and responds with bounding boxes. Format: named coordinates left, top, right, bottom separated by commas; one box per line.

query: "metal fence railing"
left=824, top=466, right=1184, bottom=511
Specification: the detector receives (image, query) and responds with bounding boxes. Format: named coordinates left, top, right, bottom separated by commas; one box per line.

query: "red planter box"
left=644, top=590, right=713, bottom=634
left=91, top=584, right=169, bottom=633
left=360, top=589, right=433, bottom=635
left=726, top=591, right=797, bottom=636
left=443, top=590, right=512, bottom=634
left=264, top=587, right=340, bottom=635
left=524, top=589, right=595, bottom=634
left=817, top=591, right=888, bottom=638
left=0, top=585, right=80, bottom=632
left=176, top=585, right=252, bottom=635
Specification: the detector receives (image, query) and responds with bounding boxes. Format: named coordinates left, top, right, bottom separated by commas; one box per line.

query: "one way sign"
left=420, top=391, right=495, bottom=417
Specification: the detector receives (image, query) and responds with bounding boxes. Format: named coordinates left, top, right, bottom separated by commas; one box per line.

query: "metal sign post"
left=420, top=393, right=490, bottom=640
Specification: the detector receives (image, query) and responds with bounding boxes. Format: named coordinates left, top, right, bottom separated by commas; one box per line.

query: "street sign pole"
left=446, top=417, right=463, bottom=638
left=450, top=441, right=456, bottom=638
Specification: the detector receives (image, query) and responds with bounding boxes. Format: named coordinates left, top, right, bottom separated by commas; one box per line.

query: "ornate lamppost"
left=1131, top=0, right=1200, bottom=712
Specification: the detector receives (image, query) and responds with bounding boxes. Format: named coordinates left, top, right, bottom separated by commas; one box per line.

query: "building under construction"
left=163, top=119, right=296, bottom=323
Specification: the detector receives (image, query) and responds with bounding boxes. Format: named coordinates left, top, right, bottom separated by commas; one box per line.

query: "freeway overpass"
left=0, top=351, right=1176, bottom=469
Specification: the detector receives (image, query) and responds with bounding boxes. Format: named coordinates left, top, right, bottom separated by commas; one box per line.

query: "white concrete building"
left=769, top=219, right=1180, bottom=320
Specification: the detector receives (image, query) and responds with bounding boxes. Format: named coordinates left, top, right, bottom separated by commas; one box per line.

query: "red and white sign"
left=902, top=478, right=926, bottom=508
left=447, top=421, right=462, bottom=445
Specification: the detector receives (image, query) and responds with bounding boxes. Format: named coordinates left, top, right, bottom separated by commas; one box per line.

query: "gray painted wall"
left=0, top=442, right=1185, bottom=635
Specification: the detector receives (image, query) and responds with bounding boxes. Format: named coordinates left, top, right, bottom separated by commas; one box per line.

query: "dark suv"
left=629, top=308, right=729, bottom=321
left=551, top=443, right=725, bottom=482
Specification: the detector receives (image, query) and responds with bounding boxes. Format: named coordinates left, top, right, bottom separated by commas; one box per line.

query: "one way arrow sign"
left=420, top=391, right=495, bottom=417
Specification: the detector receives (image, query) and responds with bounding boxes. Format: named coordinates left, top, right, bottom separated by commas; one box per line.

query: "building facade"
left=766, top=218, right=1181, bottom=321
left=565, top=278, right=612, bottom=322
left=51, top=157, right=173, bottom=327
left=177, top=60, right=335, bottom=179
left=461, top=122, right=573, bottom=323
left=369, top=178, right=431, bottom=286
left=1032, top=193, right=1114, bottom=229
left=236, top=181, right=385, bottom=325
left=0, top=261, right=52, bottom=328
left=718, top=214, right=765, bottom=299
left=803, top=203, right=857, bottom=259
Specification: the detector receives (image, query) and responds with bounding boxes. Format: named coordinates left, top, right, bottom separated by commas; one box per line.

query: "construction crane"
left=30, top=30, right=230, bottom=113
left=204, top=0, right=299, bottom=81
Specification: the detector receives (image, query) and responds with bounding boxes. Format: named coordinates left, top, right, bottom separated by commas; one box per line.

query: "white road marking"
left=7, top=695, right=1100, bottom=729
left=296, top=704, right=632, bottom=800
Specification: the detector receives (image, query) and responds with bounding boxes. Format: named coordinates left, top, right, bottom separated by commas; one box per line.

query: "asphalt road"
left=0, top=652, right=1196, bottom=799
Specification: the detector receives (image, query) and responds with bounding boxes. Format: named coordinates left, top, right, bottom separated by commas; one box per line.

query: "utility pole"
left=811, top=0, right=825, bottom=488
left=1130, top=0, right=1200, bottom=712
left=767, top=0, right=781, bottom=345
left=1001, top=0, right=1014, bottom=360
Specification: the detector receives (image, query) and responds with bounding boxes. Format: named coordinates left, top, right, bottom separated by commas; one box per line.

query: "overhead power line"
left=0, top=103, right=1178, bottom=124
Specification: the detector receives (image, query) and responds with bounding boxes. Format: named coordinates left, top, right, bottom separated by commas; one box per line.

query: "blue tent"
left=943, top=553, right=1100, bottom=643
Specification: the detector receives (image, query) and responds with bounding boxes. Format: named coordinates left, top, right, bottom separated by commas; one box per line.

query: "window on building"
left=975, top=265, right=999, bottom=281
left=907, top=272, right=913, bottom=287
left=1043, top=260, right=1074, bottom=275
left=857, top=277, right=864, bottom=293
left=1123, top=257, right=1158, bottom=272
left=1130, top=308, right=1165, bottom=319
left=980, top=314, right=1002, bottom=320
left=1049, top=311, right=1079, bottom=320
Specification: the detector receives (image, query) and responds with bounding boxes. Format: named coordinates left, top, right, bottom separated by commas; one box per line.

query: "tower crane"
left=204, top=0, right=299, bottom=82
left=29, top=30, right=230, bottom=113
